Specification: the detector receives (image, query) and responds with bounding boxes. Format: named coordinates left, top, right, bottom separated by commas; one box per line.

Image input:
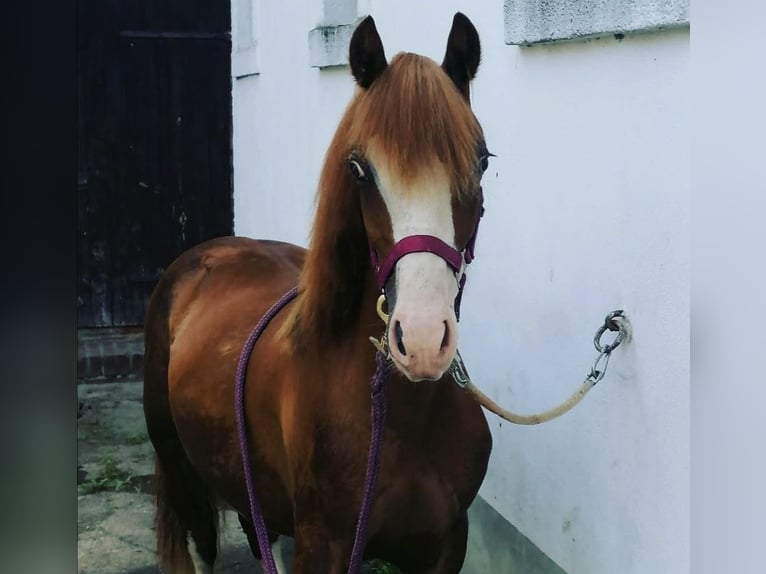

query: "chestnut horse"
left=143, top=13, right=492, bottom=574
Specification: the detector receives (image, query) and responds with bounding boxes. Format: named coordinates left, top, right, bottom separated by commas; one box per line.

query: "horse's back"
left=152, top=235, right=300, bottom=321
left=162, top=236, right=304, bottom=305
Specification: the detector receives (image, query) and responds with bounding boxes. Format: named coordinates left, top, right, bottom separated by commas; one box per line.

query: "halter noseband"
left=369, top=188, right=484, bottom=318
left=372, top=235, right=464, bottom=290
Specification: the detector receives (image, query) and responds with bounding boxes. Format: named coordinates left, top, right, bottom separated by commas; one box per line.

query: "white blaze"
left=370, top=152, right=459, bottom=381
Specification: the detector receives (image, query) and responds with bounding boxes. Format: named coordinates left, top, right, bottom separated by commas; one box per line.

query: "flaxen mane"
left=282, top=53, right=483, bottom=349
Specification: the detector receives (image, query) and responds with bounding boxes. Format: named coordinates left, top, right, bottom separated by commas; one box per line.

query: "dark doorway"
left=78, top=0, right=233, bottom=327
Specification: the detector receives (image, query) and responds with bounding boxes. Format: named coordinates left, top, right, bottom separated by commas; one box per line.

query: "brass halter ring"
left=375, top=294, right=390, bottom=325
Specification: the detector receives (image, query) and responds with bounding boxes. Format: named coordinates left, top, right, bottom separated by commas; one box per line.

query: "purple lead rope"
left=347, top=352, right=390, bottom=572
left=234, top=286, right=298, bottom=574
left=234, top=286, right=389, bottom=574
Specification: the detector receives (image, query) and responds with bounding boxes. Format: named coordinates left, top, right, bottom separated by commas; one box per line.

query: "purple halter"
left=370, top=188, right=484, bottom=316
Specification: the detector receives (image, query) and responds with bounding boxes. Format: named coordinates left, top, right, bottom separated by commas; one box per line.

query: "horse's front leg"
left=414, top=513, right=469, bottom=574
left=291, top=520, right=352, bottom=574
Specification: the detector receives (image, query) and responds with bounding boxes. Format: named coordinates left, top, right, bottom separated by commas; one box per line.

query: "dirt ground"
left=77, top=381, right=388, bottom=574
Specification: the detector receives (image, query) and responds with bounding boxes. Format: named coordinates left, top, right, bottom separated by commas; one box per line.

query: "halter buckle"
left=369, top=334, right=389, bottom=357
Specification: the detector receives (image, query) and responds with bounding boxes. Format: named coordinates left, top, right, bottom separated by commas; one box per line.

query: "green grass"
left=79, top=455, right=133, bottom=494
left=366, top=559, right=402, bottom=574
left=124, top=431, right=148, bottom=446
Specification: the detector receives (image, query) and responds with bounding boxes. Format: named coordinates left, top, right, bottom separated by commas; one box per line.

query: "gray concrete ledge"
left=465, top=495, right=567, bottom=573
left=78, top=327, right=144, bottom=382
left=504, top=0, right=689, bottom=46
left=308, top=22, right=360, bottom=68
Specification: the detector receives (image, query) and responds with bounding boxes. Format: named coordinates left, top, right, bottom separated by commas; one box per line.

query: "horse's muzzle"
left=387, top=310, right=457, bottom=381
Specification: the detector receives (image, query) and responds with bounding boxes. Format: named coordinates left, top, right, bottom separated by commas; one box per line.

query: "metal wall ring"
left=594, top=310, right=626, bottom=353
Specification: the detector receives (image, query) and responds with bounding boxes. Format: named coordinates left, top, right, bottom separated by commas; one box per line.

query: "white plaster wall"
left=232, top=2, right=689, bottom=573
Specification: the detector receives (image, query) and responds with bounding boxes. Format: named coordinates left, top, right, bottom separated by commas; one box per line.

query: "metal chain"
left=588, top=310, right=628, bottom=384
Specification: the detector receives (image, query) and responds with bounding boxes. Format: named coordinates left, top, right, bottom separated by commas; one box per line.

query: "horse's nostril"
left=440, top=321, right=450, bottom=351
left=395, top=320, right=406, bottom=356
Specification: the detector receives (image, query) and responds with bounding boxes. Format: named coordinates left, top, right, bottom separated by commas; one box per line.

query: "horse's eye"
left=349, top=159, right=368, bottom=181
left=479, top=155, right=490, bottom=174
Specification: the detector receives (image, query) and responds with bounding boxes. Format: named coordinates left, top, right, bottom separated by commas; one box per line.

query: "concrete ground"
left=77, top=381, right=269, bottom=573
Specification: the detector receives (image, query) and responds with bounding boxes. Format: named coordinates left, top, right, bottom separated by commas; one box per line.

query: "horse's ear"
left=441, top=12, right=481, bottom=101
left=349, top=16, right=387, bottom=89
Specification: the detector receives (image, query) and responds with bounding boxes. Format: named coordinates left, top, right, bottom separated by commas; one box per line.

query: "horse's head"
left=345, top=14, right=490, bottom=381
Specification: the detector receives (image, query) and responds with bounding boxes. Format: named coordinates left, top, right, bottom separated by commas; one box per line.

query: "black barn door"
left=78, top=0, right=233, bottom=327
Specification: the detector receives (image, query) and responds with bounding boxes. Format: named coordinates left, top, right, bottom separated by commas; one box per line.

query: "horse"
left=143, top=13, right=493, bottom=574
